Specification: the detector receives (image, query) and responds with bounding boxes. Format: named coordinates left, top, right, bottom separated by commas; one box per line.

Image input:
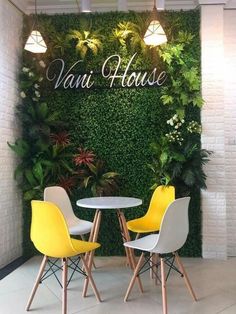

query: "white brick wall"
left=0, top=0, right=24, bottom=268
left=201, top=3, right=236, bottom=259
left=224, top=9, right=236, bottom=256
left=201, top=4, right=227, bottom=259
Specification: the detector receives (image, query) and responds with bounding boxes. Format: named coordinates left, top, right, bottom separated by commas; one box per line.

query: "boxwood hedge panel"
left=22, top=10, right=201, bottom=256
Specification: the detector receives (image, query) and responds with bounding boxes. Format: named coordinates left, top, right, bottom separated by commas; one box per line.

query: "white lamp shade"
left=24, top=30, right=47, bottom=53
left=81, top=0, right=91, bottom=12
left=144, top=20, right=167, bottom=46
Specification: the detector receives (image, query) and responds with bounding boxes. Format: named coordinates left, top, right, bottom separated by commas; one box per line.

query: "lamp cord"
left=30, top=0, right=38, bottom=30
left=75, top=0, right=80, bottom=13
left=153, top=0, right=156, bottom=9
left=7, top=0, right=25, bottom=15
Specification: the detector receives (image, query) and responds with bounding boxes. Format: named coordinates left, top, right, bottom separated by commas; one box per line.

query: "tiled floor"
left=1, top=256, right=236, bottom=314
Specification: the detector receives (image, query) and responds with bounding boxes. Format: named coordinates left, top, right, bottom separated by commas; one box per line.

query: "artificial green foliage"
left=73, top=147, right=120, bottom=196
left=19, top=10, right=202, bottom=257
left=77, top=159, right=119, bottom=197
left=9, top=59, right=74, bottom=199
left=67, top=20, right=104, bottom=59
left=149, top=140, right=212, bottom=195
left=111, top=16, right=149, bottom=55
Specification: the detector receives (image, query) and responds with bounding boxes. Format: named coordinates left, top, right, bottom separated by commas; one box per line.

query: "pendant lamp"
left=81, top=0, right=91, bottom=12
left=24, top=0, right=47, bottom=53
left=143, top=0, right=167, bottom=46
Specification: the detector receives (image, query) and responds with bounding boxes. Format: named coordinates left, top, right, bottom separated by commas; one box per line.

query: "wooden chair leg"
left=124, top=253, right=144, bottom=302
left=62, top=258, right=68, bottom=314
left=26, top=255, right=48, bottom=311
left=84, top=210, right=99, bottom=264
left=81, top=234, right=96, bottom=269
left=118, top=210, right=143, bottom=293
left=160, top=257, right=167, bottom=314
left=174, top=252, right=197, bottom=301
left=82, top=210, right=102, bottom=298
left=81, top=255, right=101, bottom=302
left=116, top=210, right=131, bottom=267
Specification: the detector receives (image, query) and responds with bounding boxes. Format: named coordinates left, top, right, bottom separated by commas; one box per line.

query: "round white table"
left=76, top=196, right=142, bottom=210
left=76, top=196, right=143, bottom=296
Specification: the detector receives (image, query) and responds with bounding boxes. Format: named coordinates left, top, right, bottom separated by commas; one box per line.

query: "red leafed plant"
left=58, top=175, right=77, bottom=194
left=74, top=147, right=95, bottom=166
left=50, top=131, right=70, bottom=147
left=74, top=147, right=120, bottom=196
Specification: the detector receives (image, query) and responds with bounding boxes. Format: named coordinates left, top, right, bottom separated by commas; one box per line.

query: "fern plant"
left=67, top=20, right=104, bottom=59
left=111, top=18, right=149, bottom=55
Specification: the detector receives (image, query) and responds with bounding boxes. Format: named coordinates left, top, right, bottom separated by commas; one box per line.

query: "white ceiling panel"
left=26, top=0, right=197, bottom=14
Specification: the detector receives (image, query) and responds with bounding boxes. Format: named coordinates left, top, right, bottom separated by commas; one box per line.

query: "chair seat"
left=124, top=234, right=159, bottom=252
left=71, top=239, right=100, bottom=255
left=68, top=218, right=93, bottom=235
left=127, top=217, right=160, bottom=233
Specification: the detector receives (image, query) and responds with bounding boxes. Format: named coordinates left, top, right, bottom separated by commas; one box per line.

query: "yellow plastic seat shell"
left=31, top=200, right=100, bottom=258
left=26, top=201, right=101, bottom=314
left=127, top=185, right=175, bottom=233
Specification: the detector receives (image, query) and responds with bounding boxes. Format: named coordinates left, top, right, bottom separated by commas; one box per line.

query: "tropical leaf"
left=68, top=25, right=103, bottom=58
left=25, top=169, right=38, bottom=186
left=8, top=139, right=30, bottom=158
left=32, top=162, right=44, bottom=185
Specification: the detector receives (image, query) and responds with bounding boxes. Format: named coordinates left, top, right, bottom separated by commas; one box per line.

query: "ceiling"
left=10, top=0, right=236, bottom=14
left=26, top=0, right=198, bottom=14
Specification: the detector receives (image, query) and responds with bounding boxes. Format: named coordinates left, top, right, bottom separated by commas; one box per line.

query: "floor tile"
left=1, top=256, right=236, bottom=314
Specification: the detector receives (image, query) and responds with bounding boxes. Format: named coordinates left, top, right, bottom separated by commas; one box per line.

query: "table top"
left=76, top=196, right=142, bottom=209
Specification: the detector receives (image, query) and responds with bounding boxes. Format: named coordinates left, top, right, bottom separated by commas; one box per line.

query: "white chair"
left=44, top=186, right=93, bottom=237
left=124, top=197, right=197, bottom=314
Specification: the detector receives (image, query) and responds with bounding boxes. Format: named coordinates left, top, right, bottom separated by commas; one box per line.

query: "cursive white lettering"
left=46, top=55, right=167, bottom=90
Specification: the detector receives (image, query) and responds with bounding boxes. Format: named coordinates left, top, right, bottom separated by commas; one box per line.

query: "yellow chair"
left=127, top=185, right=175, bottom=236
left=26, top=201, right=101, bottom=314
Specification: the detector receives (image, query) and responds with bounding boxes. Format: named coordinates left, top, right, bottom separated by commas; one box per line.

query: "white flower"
left=32, top=97, right=38, bottom=101
left=22, top=67, right=29, bottom=73
left=39, top=60, right=46, bottom=68
left=38, top=77, right=43, bottom=82
left=170, top=120, right=174, bottom=126
left=35, top=90, right=40, bottom=98
left=173, top=114, right=178, bottom=120
left=20, top=91, right=26, bottom=98
left=29, top=72, right=34, bottom=77
left=34, top=83, right=39, bottom=89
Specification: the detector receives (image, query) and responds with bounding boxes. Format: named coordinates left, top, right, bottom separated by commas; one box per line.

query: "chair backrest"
left=152, top=197, right=190, bottom=254
left=44, top=186, right=78, bottom=223
left=145, top=185, right=175, bottom=229
left=31, top=200, right=76, bottom=258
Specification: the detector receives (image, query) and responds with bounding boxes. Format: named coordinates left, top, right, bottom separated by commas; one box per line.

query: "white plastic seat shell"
left=123, top=196, right=197, bottom=314
left=44, top=186, right=93, bottom=236
left=124, top=197, right=190, bottom=254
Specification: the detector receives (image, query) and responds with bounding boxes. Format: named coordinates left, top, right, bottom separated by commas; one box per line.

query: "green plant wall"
left=22, top=10, right=201, bottom=256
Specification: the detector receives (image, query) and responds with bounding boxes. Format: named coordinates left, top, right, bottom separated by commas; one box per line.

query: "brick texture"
left=201, top=4, right=227, bottom=259
left=224, top=10, right=236, bottom=256
left=0, top=0, right=23, bottom=268
left=201, top=5, right=236, bottom=259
